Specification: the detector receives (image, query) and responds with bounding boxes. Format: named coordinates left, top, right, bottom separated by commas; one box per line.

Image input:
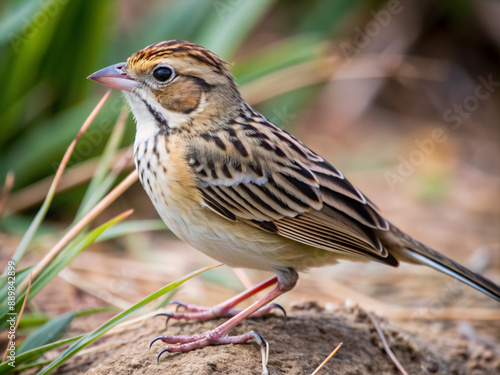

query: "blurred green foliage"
left=0, top=0, right=484, bottom=194
left=0, top=0, right=114, bottom=188
left=0, top=0, right=365, bottom=193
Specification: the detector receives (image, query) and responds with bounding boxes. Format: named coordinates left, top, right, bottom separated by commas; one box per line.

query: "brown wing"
left=188, top=108, right=397, bottom=266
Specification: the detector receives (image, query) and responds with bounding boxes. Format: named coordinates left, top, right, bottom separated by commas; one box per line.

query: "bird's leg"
left=157, top=275, right=285, bottom=322
left=151, top=269, right=298, bottom=371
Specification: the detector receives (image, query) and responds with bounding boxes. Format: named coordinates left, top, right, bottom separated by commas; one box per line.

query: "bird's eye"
left=152, top=66, right=175, bottom=83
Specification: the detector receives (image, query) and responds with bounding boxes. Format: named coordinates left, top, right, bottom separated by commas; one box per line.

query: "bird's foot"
left=155, top=301, right=286, bottom=324
left=149, top=271, right=298, bottom=375
left=151, top=329, right=269, bottom=374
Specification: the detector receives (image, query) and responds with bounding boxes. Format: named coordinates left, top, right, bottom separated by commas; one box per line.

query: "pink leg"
left=156, top=276, right=285, bottom=322
left=150, top=269, right=298, bottom=374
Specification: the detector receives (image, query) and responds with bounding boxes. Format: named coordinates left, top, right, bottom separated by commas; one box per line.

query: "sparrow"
left=88, top=40, right=500, bottom=369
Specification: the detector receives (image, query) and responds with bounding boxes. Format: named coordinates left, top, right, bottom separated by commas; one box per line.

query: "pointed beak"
left=87, top=62, right=137, bottom=92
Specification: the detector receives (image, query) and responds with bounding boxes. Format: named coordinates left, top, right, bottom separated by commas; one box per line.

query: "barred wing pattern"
left=187, top=106, right=398, bottom=266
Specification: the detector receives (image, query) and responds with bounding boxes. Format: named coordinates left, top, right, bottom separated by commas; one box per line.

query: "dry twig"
left=58, top=268, right=132, bottom=309
left=365, top=310, right=408, bottom=375
left=18, top=186, right=137, bottom=293
left=0, top=172, right=14, bottom=217
left=310, top=342, right=343, bottom=375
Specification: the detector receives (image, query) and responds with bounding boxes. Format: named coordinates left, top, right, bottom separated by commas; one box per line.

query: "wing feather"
left=200, top=188, right=237, bottom=220
left=189, top=110, right=393, bottom=264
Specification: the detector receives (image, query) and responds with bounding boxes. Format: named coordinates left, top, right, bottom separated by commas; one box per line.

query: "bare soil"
left=50, top=303, right=499, bottom=375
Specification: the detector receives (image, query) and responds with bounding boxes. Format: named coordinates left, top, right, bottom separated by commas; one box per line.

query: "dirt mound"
left=53, top=304, right=499, bottom=375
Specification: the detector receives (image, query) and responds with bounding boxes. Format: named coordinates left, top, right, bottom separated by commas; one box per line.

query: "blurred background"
left=1, top=0, right=499, bottom=362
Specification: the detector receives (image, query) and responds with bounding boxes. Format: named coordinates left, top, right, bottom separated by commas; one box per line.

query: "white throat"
left=123, top=89, right=207, bottom=138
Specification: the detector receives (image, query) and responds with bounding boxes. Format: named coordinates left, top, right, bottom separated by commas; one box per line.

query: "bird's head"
left=88, top=40, right=241, bottom=132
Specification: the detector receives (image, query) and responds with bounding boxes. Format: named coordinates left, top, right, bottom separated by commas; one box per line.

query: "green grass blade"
left=10, top=359, right=52, bottom=372
left=0, top=212, right=129, bottom=329
left=36, top=264, right=221, bottom=375
left=75, top=107, right=128, bottom=221
left=0, top=98, right=113, bottom=187
left=7, top=307, right=118, bottom=370
left=16, top=311, right=50, bottom=329
left=0, top=335, right=83, bottom=374
left=96, top=220, right=167, bottom=242
left=152, top=289, right=178, bottom=310
left=17, top=312, right=77, bottom=354
left=27, top=213, right=130, bottom=301
left=74, top=173, right=118, bottom=223
left=74, top=307, right=119, bottom=318
left=1, top=94, right=109, bottom=277
left=4, top=197, right=49, bottom=275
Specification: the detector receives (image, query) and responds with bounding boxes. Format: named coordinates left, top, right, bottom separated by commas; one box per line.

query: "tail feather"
left=398, top=247, right=500, bottom=302
left=386, top=224, right=500, bottom=302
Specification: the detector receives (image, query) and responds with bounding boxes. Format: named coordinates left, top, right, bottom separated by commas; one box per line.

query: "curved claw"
left=250, top=331, right=269, bottom=374
left=157, top=348, right=169, bottom=364
left=149, top=336, right=164, bottom=350
left=167, top=301, right=185, bottom=312
left=153, top=312, right=172, bottom=327
left=270, top=303, right=287, bottom=320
